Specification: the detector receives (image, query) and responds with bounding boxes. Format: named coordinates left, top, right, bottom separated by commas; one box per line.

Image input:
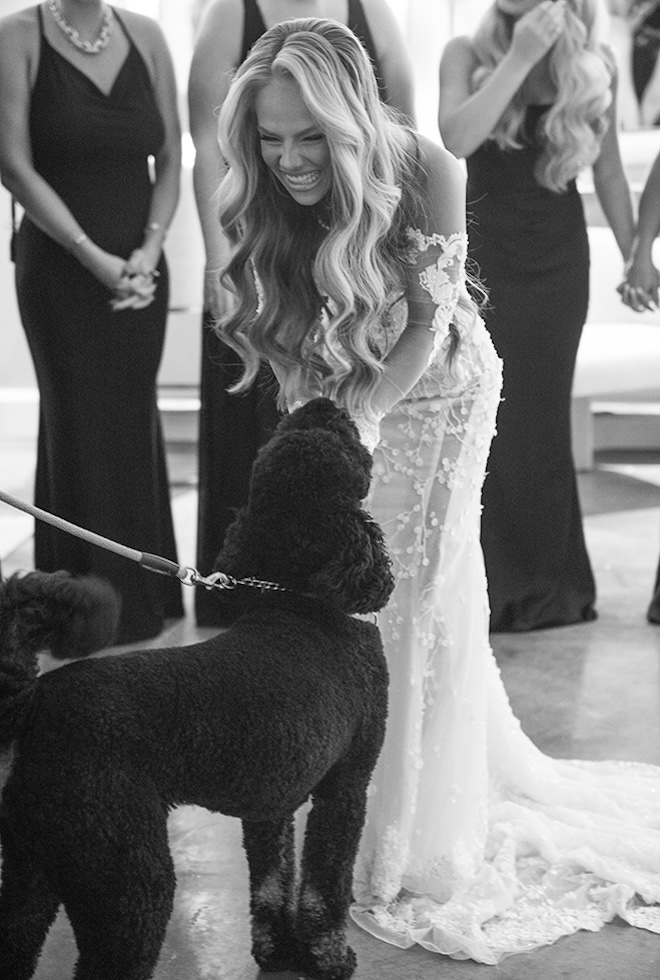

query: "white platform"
left=574, top=322, right=660, bottom=399
left=571, top=224, right=660, bottom=469
left=572, top=321, right=660, bottom=469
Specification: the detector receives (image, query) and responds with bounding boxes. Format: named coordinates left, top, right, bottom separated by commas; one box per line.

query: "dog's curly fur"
left=0, top=398, right=393, bottom=980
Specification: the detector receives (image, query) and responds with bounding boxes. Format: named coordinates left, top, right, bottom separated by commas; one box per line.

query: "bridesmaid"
left=439, top=0, right=635, bottom=632
left=0, top=0, right=184, bottom=642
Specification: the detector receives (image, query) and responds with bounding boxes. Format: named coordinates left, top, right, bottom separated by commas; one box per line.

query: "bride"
left=213, top=15, right=660, bottom=965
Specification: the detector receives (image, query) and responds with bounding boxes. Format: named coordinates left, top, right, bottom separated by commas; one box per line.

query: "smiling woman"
left=215, top=16, right=438, bottom=423
left=256, top=76, right=333, bottom=203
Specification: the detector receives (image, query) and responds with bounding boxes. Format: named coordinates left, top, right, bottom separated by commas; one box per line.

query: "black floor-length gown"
left=14, top=8, right=183, bottom=643
left=632, top=0, right=660, bottom=123
left=195, top=0, right=390, bottom=626
left=467, top=106, right=597, bottom=632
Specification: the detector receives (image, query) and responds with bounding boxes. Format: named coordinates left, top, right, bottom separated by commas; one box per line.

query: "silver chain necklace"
left=46, top=0, right=113, bottom=55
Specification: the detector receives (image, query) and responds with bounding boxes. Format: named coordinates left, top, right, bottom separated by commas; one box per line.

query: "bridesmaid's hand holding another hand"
left=619, top=250, right=659, bottom=311
left=618, top=277, right=659, bottom=312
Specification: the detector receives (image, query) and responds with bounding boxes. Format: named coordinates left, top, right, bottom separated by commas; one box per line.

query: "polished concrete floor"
left=2, top=439, right=660, bottom=979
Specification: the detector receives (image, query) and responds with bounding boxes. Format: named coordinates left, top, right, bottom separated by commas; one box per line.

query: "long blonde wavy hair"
left=216, top=18, right=442, bottom=421
left=472, top=0, right=613, bottom=191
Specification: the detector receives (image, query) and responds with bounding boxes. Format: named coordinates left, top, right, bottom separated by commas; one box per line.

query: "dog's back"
left=6, top=600, right=387, bottom=824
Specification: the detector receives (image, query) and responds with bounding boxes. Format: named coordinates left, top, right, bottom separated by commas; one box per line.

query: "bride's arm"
left=367, top=137, right=469, bottom=420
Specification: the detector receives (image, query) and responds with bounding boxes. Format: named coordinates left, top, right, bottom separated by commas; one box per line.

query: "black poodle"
left=0, top=398, right=394, bottom=980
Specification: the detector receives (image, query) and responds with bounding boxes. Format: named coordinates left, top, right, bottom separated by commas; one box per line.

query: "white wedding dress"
left=349, top=230, right=660, bottom=963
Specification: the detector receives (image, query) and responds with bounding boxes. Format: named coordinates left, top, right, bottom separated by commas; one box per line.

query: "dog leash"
left=0, top=488, right=290, bottom=595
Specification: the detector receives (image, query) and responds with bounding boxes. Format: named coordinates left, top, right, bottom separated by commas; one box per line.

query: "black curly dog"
left=0, top=398, right=393, bottom=980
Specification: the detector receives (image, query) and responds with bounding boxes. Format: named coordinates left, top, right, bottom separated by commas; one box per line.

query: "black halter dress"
left=15, top=7, right=184, bottom=642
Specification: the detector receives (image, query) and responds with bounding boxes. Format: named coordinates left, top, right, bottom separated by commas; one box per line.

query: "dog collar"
left=197, top=571, right=293, bottom=594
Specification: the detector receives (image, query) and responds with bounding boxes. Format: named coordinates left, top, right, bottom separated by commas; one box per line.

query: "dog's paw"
left=298, top=943, right=357, bottom=980
left=252, top=937, right=301, bottom=973
left=254, top=950, right=300, bottom=973
left=252, top=920, right=300, bottom=974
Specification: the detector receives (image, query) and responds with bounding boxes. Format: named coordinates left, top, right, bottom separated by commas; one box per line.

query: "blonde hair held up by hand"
left=472, top=0, right=612, bottom=191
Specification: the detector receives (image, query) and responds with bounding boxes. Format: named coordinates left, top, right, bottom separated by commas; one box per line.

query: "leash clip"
left=197, top=571, right=239, bottom=591
left=177, top=566, right=202, bottom=587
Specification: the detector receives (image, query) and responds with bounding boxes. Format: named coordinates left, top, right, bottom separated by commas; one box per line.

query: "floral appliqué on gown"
left=350, top=229, right=660, bottom=963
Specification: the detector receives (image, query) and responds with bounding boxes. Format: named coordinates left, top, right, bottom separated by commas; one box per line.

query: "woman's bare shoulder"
left=440, top=34, right=478, bottom=69
left=117, top=8, right=168, bottom=49
left=0, top=7, right=40, bottom=77
left=0, top=6, right=40, bottom=50
left=416, top=133, right=465, bottom=187
left=196, top=0, right=243, bottom=32
left=117, top=7, right=175, bottom=81
left=407, top=133, right=466, bottom=233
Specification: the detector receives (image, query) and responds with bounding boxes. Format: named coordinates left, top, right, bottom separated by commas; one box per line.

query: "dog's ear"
left=307, top=509, right=395, bottom=614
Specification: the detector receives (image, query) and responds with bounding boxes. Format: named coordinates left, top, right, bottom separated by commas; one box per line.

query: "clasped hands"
left=110, top=248, right=159, bottom=312
left=618, top=257, right=660, bottom=313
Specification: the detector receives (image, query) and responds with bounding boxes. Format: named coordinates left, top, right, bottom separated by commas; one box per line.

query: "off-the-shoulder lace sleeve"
left=404, top=228, right=468, bottom=362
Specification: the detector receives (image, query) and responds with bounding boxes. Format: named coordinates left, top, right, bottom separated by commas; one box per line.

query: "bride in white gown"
left=352, top=372, right=660, bottom=961
left=214, top=16, right=660, bottom=967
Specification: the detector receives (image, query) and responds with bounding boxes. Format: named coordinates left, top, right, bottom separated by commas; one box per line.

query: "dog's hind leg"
left=241, top=816, right=299, bottom=972
left=59, top=796, right=175, bottom=980
left=0, top=815, right=61, bottom=980
left=296, top=782, right=368, bottom=980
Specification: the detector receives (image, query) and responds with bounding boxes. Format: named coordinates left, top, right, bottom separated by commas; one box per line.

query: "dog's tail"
left=0, top=571, right=120, bottom=747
